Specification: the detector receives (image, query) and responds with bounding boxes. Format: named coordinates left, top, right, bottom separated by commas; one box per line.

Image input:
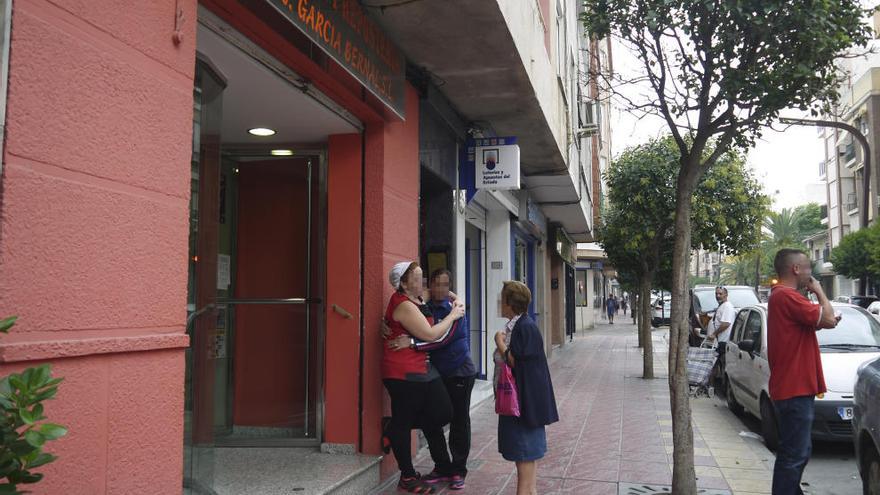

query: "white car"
left=867, top=301, right=880, bottom=323
left=651, top=292, right=671, bottom=327
left=724, top=302, right=880, bottom=450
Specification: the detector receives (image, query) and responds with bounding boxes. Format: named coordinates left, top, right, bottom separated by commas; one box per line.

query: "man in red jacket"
left=767, top=248, right=840, bottom=495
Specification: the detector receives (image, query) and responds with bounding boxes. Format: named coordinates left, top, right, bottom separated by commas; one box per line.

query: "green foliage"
left=831, top=224, right=880, bottom=281
left=794, top=203, right=825, bottom=239
left=764, top=204, right=825, bottom=248
left=599, top=136, right=768, bottom=293
left=582, top=0, right=872, bottom=151
left=0, top=318, right=66, bottom=494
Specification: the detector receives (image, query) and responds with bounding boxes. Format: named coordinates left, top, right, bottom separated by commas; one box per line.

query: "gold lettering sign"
left=268, top=0, right=406, bottom=118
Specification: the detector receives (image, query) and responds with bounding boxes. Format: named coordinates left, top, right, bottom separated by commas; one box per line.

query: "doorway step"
left=207, top=447, right=381, bottom=495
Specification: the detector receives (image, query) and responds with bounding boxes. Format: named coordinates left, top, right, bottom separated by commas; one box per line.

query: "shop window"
left=576, top=269, right=588, bottom=306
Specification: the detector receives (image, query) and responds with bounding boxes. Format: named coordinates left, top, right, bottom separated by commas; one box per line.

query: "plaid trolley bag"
left=686, top=340, right=717, bottom=393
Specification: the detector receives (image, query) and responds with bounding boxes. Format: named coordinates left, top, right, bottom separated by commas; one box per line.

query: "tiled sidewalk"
left=372, top=321, right=776, bottom=494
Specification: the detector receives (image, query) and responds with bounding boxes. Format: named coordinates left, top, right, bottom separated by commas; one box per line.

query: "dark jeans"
left=383, top=378, right=453, bottom=477
left=713, top=342, right=727, bottom=390
left=772, top=395, right=815, bottom=495
left=440, top=374, right=476, bottom=476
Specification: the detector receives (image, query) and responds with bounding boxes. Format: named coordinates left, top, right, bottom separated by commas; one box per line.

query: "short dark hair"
left=429, top=268, right=453, bottom=286
left=715, top=286, right=728, bottom=295
left=502, top=280, right=531, bottom=315
left=774, top=248, right=807, bottom=276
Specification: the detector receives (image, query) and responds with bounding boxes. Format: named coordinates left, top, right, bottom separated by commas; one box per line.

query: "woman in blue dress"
left=494, top=280, right=559, bottom=495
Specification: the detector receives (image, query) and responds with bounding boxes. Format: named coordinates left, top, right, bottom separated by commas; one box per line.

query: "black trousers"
left=441, top=374, right=477, bottom=476
left=383, top=378, right=453, bottom=477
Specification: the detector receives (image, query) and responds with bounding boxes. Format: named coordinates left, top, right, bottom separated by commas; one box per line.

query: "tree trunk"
left=860, top=275, right=868, bottom=296
left=640, top=275, right=654, bottom=379
left=637, top=286, right=645, bottom=347
left=669, top=174, right=699, bottom=494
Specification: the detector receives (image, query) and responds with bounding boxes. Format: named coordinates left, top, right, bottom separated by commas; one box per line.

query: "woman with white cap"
left=382, top=261, right=465, bottom=494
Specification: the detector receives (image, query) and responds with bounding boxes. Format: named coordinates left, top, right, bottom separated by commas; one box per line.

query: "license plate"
left=837, top=407, right=853, bottom=420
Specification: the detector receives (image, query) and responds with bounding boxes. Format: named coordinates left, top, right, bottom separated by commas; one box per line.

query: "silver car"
left=725, top=303, right=880, bottom=450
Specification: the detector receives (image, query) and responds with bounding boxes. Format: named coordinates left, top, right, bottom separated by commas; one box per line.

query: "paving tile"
left=370, top=324, right=778, bottom=495
left=560, top=478, right=618, bottom=494
left=721, top=467, right=772, bottom=481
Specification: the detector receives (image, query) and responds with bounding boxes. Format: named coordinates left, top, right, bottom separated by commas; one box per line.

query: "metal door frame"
left=214, top=150, right=327, bottom=448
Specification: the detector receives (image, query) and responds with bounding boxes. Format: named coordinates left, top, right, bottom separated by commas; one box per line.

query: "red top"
left=767, top=285, right=825, bottom=401
left=381, top=292, right=436, bottom=381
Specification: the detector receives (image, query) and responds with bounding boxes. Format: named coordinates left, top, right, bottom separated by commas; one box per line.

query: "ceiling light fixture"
left=248, top=127, right=276, bottom=137
left=271, top=149, right=294, bottom=156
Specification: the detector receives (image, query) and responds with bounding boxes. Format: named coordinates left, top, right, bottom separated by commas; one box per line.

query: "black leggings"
left=383, top=378, right=453, bottom=477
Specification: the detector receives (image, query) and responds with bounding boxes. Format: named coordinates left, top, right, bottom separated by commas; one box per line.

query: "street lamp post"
left=779, top=116, right=872, bottom=296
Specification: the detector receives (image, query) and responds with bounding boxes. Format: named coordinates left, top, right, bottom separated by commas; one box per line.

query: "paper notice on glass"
left=217, top=254, right=231, bottom=289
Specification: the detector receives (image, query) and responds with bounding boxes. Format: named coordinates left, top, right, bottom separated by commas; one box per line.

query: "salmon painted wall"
left=0, top=0, right=196, bottom=493
left=362, top=86, right=421, bottom=474
left=325, top=133, right=363, bottom=447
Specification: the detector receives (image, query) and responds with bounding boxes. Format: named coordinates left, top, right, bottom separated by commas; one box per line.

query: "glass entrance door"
left=184, top=59, right=324, bottom=493
left=216, top=155, right=322, bottom=446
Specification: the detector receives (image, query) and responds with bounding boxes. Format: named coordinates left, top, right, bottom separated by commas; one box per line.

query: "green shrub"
left=0, top=316, right=67, bottom=494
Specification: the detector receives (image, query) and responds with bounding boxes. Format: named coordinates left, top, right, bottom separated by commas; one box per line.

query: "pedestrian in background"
left=707, top=286, right=735, bottom=392
left=387, top=269, right=476, bottom=491
left=381, top=261, right=465, bottom=494
left=494, top=281, right=559, bottom=495
left=767, top=249, right=840, bottom=495
left=606, top=294, right=618, bottom=324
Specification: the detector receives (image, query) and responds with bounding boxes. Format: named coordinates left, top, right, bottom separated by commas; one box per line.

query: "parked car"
left=866, top=301, right=880, bottom=323
left=651, top=293, right=670, bottom=326
left=690, top=285, right=760, bottom=339
left=724, top=302, right=880, bottom=450
left=651, top=292, right=671, bottom=327
left=854, top=356, right=880, bottom=494
left=835, top=295, right=880, bottom=309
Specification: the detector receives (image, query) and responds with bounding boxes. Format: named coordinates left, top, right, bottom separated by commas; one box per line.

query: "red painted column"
left=361, top=86, right=420, bottom=472
left=325, top=133, right=364, bottom=447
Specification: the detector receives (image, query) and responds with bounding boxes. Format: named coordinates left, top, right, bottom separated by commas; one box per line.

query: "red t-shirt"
left=767, top=285, right=826, bottom=401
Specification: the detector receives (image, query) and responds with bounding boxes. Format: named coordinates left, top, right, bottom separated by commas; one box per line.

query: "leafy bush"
left=0, top=316, right=67, bottom=494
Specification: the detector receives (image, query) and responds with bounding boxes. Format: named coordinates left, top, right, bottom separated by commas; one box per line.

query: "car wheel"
left=863, top=443, right=880, bottom=495
left=726, top=375, right=744, bottom=416
left=761, top=396, right=779, bottom=452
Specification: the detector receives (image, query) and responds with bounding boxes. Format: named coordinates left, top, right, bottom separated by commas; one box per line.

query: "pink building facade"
left=0, top=0, right=419, bottom=492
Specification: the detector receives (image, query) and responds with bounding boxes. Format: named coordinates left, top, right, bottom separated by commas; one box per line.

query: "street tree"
left=582, top=1, right=871, bottom=491
left=831, top=223, right=880, bottom=292
left=599, top=136, right=767, bottom=380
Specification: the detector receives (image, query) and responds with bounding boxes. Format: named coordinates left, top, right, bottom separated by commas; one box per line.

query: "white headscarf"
left=389, top=261, right=414, bottom=290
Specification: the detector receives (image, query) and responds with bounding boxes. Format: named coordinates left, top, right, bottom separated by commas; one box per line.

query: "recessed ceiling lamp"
left=271, top=149, right=294, bottom=156
left=248, top=127, right=276, bottom=137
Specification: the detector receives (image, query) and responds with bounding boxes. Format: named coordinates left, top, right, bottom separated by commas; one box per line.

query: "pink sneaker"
left=421, top=470, right=452, bottom=484
left=448, top=474, right=465, bottom=490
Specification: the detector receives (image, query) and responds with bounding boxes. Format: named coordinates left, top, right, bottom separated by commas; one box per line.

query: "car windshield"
left=694, top=288, right=759, bottom=313
left=818, top=306, right=880, bottom=350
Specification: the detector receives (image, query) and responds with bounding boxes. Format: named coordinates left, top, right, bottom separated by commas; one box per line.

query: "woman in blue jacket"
left=494, top=280, right=559, bottom=495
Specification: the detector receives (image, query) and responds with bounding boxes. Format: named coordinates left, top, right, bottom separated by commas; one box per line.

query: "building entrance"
left=184, top=11, right=360, bottom=493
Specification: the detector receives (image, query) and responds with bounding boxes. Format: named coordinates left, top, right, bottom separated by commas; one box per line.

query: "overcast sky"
left=610, top=42, right=827, bottom=213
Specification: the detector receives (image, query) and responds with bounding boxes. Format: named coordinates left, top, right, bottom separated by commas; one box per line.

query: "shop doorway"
left=184, top=11, right=360, bottom=493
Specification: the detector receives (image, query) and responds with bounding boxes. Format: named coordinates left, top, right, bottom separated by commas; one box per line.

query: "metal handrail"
left=214, top=297, right=321, bottom=305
